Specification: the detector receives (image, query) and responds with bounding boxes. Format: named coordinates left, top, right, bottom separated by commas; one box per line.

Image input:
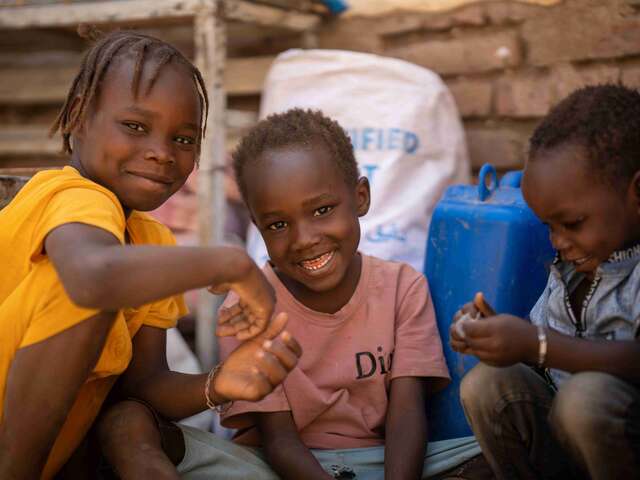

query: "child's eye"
left=563, top=217, right=585, bottom=230
left=268, top=221, right=287, bottom=231
left=123, top=121, right=145, bottom=132
left=175, top=135, right=196, bottom=145
left=313, top=206, right=333, bottom=217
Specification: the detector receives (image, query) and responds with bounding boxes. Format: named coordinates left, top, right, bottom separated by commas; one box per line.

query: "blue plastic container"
left=424, top=164, right=554, bottom=441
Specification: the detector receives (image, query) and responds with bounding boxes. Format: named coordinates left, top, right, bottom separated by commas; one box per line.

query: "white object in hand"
left=455, top=312, right=480, bottom=339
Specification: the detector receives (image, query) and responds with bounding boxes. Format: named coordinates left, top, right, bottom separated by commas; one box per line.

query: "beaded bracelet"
left=204, top=362, right=232, bottom=414
left=536, top=326, right=548, bottom=368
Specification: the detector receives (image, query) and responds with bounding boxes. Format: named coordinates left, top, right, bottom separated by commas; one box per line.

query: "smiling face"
left=244, top=143, right=370, bottom=312
left=70, top=55, right=200, bottom=213
left=522, top=142, right=640, bottom=277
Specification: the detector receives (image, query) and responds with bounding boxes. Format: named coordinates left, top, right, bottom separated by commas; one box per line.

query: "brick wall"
left=313, top=0, right=640, bottom=173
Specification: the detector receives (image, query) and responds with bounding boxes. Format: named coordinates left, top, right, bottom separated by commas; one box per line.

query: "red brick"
left=447, top=79, right=493, bottom=117
left=551, top=63, right=620, bottom=103
left=317, top=18, right=384, bottom=53
left=376, top=12, right=452, bottom=36
left=451, top=5, right=486, bottom=27
left=523, top=3, right=640, bottom=66
left=621, top=63, right=640, bottom=89
left=385, top=30, right=521, bottom=76
left=484, top=1, right=545, bottom=24
left=495, top=72, right=553, bottom=118
left=465, top=125, right=533, bottom=170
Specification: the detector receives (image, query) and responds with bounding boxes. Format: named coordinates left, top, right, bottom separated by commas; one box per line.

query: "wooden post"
left=194, top=2, right=227, bottom=369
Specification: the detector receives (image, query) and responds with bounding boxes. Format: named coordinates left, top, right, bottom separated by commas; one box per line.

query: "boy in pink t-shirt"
left=217, top=109, right=479, bottom=479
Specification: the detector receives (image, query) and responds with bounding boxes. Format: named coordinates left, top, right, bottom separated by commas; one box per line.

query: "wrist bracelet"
left=204, top=362, right=232, bottom=414
left=537, top=326, right=548, bottom=368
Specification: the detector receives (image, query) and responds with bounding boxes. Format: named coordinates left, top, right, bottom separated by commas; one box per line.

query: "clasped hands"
left=207, top=265, right=302, bottom=404
left=450, top=293, right=538, bottom=367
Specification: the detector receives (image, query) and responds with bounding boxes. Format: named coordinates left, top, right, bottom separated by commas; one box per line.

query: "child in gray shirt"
left=451, top=84, right=640, bottom=480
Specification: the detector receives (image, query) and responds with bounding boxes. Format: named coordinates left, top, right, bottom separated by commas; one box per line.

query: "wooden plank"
left=0, top=65, right=77, bottom=105
left=194, top=6, right=226, bottom=367
left=0, top=156, right=67, bottom=169
left=225, top=0, right=320, bottom=31
left=0, top=0, right=205, bottom=29
left=0, top=166, right=58, bottom=177
left=0, top=56, right=274, bottom=104
left=0, top=126, right=61, bottom=156
left=0, top=0, right=320, bottom=31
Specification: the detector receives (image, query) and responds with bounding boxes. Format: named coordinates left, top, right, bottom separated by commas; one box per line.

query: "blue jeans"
left=460, top=363, right=640, bottom=479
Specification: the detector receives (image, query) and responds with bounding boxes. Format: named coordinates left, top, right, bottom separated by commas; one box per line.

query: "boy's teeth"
left=300, top=251, right=333, bottom=271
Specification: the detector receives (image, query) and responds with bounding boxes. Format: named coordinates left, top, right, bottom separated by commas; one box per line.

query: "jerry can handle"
left=478, top=164, right=498, bottom=201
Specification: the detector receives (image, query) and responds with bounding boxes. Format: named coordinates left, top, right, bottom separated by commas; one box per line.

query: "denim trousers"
left=459, top=363, right=640, bottom=479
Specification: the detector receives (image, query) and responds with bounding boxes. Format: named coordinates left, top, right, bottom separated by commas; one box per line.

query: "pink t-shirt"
left=219, top=254, right=450, bottom=449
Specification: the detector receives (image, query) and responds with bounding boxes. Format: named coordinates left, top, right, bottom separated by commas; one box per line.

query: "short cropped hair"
left=529, top=84, right=640, bottom=185
left=51, top=26, right=208, bottom=155
left=232, top=108, right=359, bottom=202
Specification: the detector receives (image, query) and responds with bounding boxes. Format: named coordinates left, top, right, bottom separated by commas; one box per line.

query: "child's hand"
left=460, top=314, right=538, bottom=367
left=212, top=312, right=302, bottom=403
left=450, top=292, right=495, bottom=353
left=210, top=262, right=276, bottom=340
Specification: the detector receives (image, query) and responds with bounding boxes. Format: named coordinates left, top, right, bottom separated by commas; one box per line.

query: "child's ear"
left=355, top=176, right=371, bottom=217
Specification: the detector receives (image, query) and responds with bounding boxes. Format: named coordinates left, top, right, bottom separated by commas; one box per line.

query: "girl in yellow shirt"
left=0, top=29, right=300, bottom=480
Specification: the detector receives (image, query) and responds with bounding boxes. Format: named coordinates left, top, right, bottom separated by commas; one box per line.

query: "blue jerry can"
left=424, top=163, right=555, bottom=441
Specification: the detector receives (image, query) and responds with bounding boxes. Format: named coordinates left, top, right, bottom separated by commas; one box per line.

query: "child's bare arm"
left=255, top=412, right=333, bottom=480
left=45, top=222, right=273, bottom=337
left=118, top=313, right=301, bottom=420
left=0, top=311, right=116, bottom=479
left=385, top=377, right=428, bottom=480
left=542, top=329, right=640, bottom=380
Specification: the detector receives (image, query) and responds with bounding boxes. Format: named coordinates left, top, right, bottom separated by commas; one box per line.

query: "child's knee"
left=460, top=363, right=495, bottom=412
left=97, top=401, right=184, bottom=479
left=97, top=400, right=160, bottom=449
left=460, top=363, right=527, bottom=413
left=550, top=372, right=620, bottom=445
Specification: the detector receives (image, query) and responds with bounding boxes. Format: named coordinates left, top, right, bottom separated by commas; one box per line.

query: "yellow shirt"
left=0, top=166, right=187, bottom=479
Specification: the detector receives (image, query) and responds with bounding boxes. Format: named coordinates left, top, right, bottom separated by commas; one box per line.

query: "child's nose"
left=291, top=222, right=320, bottom=251
left=549, top=229, right=570, bottom=252
left=144, top=141, right=175, bottom=165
